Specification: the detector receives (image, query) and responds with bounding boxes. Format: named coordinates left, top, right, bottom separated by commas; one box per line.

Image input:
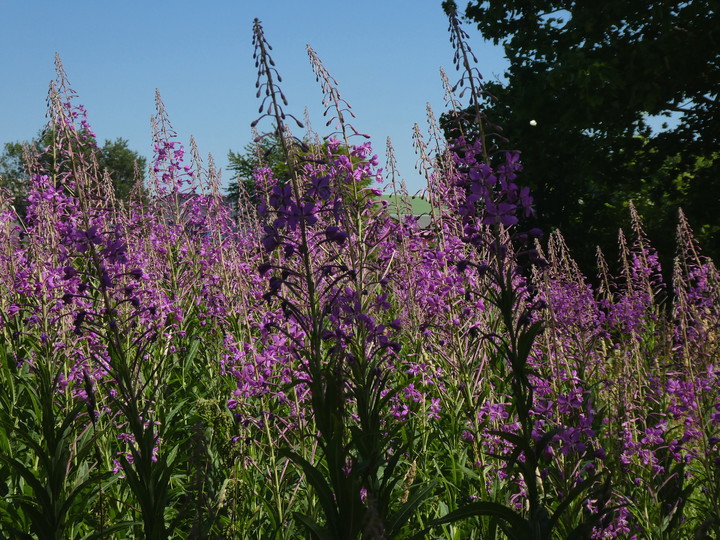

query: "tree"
left=443, top=0, right=720, bottom=275
left=226, top=134, right=375, bottom=215
left=226, top=134, right=292, bottom=210
left=98, top=138, right=147, bottom=202
left=0, top=133, right=146, bottom=218
left=0, top=141, right=29, bottom=214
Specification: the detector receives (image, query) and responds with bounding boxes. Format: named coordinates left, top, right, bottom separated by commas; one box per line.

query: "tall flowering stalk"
left=250, top=20, right=433, bottom=538
left=421, top=4, right=614, bottom=538
left=0, top=61, right=114, bottom=539
left=46, top=80, right=174, bottom=539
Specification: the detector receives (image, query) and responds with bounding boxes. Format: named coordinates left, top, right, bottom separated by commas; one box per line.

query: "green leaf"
left=429, top=501, right=531, bottom=537
left=547, top=473, right=600, bottom=533
left=0, top=454, right=52, bottom=512
left=81, top=521, right=141, bottom=540
left=280, top=449, right=339, bottom=532
left=386, top=480, right=437, bottom=536
left=292, top=512, right=334, bottom=540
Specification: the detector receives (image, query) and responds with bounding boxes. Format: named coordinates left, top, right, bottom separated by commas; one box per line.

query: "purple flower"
left=261, top=225, right=281, bottom=252
left=63, top=266, right=78, bottom=280
left=483, top=202, right=518, bottom=227
left=308, top=174, right=331, bottom=200
left=518, top=186, right=534, bottom=217
left=269, top=184, right=292, bottom=210
left=324, top=226, right=347, bottom=245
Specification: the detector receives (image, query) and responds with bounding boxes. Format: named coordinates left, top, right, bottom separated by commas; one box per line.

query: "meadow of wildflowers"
left=0, top=12, right=718, bottom=540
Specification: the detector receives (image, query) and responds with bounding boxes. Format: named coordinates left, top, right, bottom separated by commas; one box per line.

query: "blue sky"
left=0, top=0, right=509, bottom=194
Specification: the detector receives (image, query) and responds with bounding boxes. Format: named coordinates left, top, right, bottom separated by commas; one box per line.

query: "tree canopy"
left=444, top=0, right=720, bottom=274
left=226, top=134, right=292, bottom=209
left=226, top=134, right=375, bottom=214
left=0, top=133, right=146, bottom=218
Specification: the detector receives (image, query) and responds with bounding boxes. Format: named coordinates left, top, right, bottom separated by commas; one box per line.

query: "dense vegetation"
left=445, top=0, right=720, bottom=276
left=0, top=129, right=146, bottom=219
left=0, top=12, right=718, bottom=540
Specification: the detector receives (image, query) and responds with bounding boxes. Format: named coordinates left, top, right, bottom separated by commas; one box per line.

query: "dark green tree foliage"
left=98, top=138, right=147, bottom=202
left=0, top=141, right=28, bottom=213
left=226, top=134, right=291, bottom=209
left=444, top=0, right=720, bottom=274
left=226, top=134, right=374, bottom=212
left=0, top=133, right=146, bottom=218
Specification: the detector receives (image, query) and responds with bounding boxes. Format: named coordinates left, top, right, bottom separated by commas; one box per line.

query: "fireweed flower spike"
left=252, top=19, right=304, bottom=133
left=415, top=3, right=617, bottom=539
left=249, top=20, right=435, bottom=538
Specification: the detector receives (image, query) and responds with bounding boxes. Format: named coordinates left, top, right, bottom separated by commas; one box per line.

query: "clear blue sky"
left=0, top=0, right=509, bottom=194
